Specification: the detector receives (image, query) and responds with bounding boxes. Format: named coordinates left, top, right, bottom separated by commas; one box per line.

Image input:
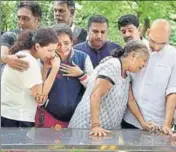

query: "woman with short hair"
left=69, top=40, right=150, bottom=136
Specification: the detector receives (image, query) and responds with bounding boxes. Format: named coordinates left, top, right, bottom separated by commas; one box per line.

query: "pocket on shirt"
left=153, top=64, right=170, bottom=87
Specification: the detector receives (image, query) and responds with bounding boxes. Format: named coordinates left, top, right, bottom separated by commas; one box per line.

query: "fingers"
left=89, top=127, right=111, bottom=137
left=161, top=127, right=172, bottom=135
left=60, top=64, right=71, bottom=70
left=62, top=73, right=74, bottom=77
left=35, top=94, right=48, bottom=104
left=60, top=68, right=70, bottom=73
left=145, top=122, right=161, bottom=132
left=11, top=59, right=29, bottom=71
left=60, top=64, right=72, bottom=72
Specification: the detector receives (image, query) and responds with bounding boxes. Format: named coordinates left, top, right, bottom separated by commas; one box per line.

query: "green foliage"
left=1, top=0, right=176, bottom=46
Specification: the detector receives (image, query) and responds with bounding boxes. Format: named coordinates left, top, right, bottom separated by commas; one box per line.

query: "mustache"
left=124, top=37, right=133, bottom=42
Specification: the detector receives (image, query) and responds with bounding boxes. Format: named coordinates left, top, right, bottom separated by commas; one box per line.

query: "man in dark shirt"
left=53, top=0, right=87, bottom=45
left=1, top=1, right=42, bottom=71
left=74, top=15, right=122, bottom=68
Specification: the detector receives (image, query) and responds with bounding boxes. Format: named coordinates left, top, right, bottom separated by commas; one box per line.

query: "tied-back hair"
left=10, top=28, right=58, bottom=55
left=111, top=40, right=148, bottom=58
left=10, top=30, right=34, bottom=54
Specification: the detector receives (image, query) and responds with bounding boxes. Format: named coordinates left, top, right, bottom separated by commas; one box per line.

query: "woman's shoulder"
left=16, top=51, right=38, bottom=63
left=100, top=56, right=121, bottom=68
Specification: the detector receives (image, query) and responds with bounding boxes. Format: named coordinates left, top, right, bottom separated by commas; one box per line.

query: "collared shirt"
left=124, top=44, right=176, bottom=128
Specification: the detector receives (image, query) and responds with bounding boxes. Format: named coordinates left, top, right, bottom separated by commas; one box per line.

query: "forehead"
left=89, top=22, right=108, bottom=31
left=148, top=30, right=168, bottom=43
left=44, top=43, right=57, bottom=48
left=57, top=33, right=71, bottom=41
left=53, top=2, right=68, bottom=9
left=120, top=24, right=138, bottom=31
left=17, top=7, right=33, bottom=17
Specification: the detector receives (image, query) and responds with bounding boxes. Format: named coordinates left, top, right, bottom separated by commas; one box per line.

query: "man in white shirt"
left=123, top=19, right=176, bottom=135
left=117, top=14, right=155, bottom=130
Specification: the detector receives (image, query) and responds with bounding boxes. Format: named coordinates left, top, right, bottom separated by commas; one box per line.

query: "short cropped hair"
left=88, top=15, right=109, bottom=29
left=54, top=0, right=75, bottom=14
left=117, top=14, right=139, bottom=29
left=17, top=1, right=42, bottom=18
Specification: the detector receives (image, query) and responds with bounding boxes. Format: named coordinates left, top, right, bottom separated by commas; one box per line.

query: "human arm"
left=1, top=32, right=29, bottom=71
left=162, top=62, right=176, bottom=134
left=31, top=56, right=61, bottom=104
left=162, top=94, right=176, bottom=134
left=127, top=84, right=160, bottom=131
left=78, top=55, right=93, bottom=87
left=89, top=78, right=113, bottom=137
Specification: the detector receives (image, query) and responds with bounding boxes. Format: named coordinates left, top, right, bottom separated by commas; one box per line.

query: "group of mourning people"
left=1, top=1, right=176, bottom=138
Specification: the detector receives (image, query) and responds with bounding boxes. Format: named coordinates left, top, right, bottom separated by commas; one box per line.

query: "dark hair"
left=117, top=14, right=139, bottom=29
left=52, top=23, right=73, bottom=41
left=111, top=40, right=148, bottom=58
left=54, top=0, right=75, bottom=14
left=10, top=28, right=58, bottom=54
left=88, top=15, right=109, bottom=29
left=17, top=1, right=42, bottom=19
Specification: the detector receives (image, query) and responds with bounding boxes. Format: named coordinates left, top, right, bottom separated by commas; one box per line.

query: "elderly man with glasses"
left=122, top=19, right=176, bottom=135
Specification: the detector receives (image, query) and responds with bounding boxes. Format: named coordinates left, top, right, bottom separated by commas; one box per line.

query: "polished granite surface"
left=1, top=128, right=176, bottom=151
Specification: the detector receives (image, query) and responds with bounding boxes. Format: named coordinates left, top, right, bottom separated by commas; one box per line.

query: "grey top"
left=68, top=57, right=130, bottom=129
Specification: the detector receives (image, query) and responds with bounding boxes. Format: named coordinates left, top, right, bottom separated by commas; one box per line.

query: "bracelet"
left=79, top=74, right=88, bottom=82
left=77, top=72, right=86, bottom=79
left=91, top=123, right=100, bottom=129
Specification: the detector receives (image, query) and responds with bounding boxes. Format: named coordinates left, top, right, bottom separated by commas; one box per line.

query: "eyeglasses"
left=148, top=37, right=167, bottom=47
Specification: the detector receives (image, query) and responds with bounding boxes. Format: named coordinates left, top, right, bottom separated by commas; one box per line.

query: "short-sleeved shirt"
left=124, top=44, right=176, bottom=128
left=1, top=29, right=20, bottom=48
left=68, top=57, right=130, bottom=129
left=1, top=51, right=43, bottom=122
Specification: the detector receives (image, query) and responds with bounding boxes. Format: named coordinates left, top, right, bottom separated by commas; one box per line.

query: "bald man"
left=122, top=19, right=176, bottom=135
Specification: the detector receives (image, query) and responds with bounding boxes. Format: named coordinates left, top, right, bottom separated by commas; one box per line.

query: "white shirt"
left=1, top=51, right=43, bottom=122
left=124, top=44, right=176, bottom=128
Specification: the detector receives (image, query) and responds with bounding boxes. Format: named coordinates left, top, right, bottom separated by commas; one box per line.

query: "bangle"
left=77, top=72, right=86, bottom=79
left=91, top=123, right=100, bottom=129
left=79, top=74, right=88, bottom=82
